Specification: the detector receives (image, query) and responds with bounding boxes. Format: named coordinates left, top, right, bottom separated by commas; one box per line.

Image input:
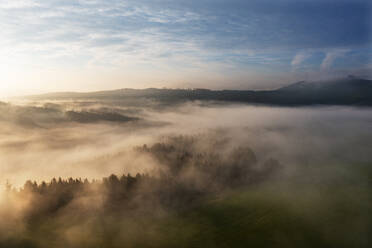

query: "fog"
left=0, top=100, right=371, bottom=247
left=1, top=100, right=371, bottom=187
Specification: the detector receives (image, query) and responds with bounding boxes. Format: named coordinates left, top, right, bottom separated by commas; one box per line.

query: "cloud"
left=1, top=1, right=369, bottom=65
left=291, top=52, right=311, bottom=66
left=0, top=0, right=370, bottom=93
left=0, top=0, right=40, bottom=9
left=321, top=49, right=348, bottom=70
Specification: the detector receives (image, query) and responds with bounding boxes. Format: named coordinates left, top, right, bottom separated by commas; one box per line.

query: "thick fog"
left=0, top=100, right=371, bottom=187
left=0, top=100, right=371, bottom=248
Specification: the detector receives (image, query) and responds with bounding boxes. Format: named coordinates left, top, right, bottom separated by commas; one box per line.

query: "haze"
left=0, top=1, right=371, bottom=247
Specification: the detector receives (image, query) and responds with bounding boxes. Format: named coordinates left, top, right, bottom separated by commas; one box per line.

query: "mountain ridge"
left=19, top=77, right=372, bottom=106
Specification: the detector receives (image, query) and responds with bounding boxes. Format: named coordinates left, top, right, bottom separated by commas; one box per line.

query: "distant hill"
left=274, top=77, right=372, bottom=105
left=22, top=77, right=372, bottom=106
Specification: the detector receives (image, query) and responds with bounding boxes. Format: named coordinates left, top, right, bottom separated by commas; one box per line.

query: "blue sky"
left=0, top=0, right=371, bottom=95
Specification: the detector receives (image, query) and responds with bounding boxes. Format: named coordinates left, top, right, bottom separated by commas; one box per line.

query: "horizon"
left=0, top=0, right=371, bottom=97
left=2, top=75, right=371, bottom=100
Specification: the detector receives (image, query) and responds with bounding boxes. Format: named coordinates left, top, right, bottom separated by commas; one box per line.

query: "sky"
left=0, top=0, right=371, bottom=96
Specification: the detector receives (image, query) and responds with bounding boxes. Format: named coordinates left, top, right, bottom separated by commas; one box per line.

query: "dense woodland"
left=4, top=136, right=282, bottom=220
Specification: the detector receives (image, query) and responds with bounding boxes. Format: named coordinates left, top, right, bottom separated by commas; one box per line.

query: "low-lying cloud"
left=0, top=100, right=371, bottom=187
left=0, top=99, right=371, bottom=247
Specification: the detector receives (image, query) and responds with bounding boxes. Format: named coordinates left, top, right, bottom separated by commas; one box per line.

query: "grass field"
left=2, top=163, right=371, bottom=248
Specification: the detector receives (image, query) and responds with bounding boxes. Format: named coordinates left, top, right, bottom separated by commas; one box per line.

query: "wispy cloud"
left=321, top=49, right=349, bottom=70
left=0, top=0, right=370, bottom=93
left=291, top=52, right=311, bottom=67
left=0, top=0, right=40, bottom=9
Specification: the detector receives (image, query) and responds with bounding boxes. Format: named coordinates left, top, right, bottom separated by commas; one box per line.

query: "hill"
left=22, top=77, right=372, bottom=106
